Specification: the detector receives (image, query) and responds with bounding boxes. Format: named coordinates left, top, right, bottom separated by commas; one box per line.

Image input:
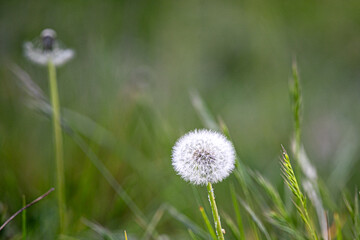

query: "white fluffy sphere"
left=172, top=129, right=236, bottom=185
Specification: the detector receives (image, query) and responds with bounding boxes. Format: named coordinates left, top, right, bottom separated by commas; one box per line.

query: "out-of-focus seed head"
left=172, top=129, right=236, bottom=185
left=24, top=29, right=74, bottom=67
left=41, top=28, right=57, bottom=51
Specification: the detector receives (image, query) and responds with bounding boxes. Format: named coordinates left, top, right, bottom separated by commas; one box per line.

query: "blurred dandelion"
left=172, top=129, right=235, bottom=240
left=24, top=28, right=74, bottom=66
left=23, top=28, right=74, bottom=233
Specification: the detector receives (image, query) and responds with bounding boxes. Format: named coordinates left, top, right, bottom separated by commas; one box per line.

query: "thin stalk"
left=207, top=182, right=225, bottom=240
left=291, top=62, right=301, bottom=160
left=230, top=183, right=245, bottom=240
left=199, top=206, right=217, bottom=240
left=48, top=60, right=66, bottom=233
left=22, top=195, right=26, bottom=240
left=0, top=188, right=54, bottom=232
left=188, top=229, right=200, bottom=240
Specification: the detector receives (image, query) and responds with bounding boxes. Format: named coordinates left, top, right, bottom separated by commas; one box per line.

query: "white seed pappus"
left=24, top=29, right=74, bottom=67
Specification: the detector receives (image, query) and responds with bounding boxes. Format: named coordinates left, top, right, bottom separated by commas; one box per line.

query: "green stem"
left=199, top=206, right=217, bottom=240
left=22, top=195, right=26, bottom=240
left=48, top=60, right=66, bottom=233
left=207, top=182, right=225, bottom=240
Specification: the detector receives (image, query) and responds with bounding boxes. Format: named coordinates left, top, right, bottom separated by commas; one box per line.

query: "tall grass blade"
left=289, top=60, right=302, bottom=159
left=334, top=213, right=343, bottom=240
left=355, top=190, right=360, bottom=238
left=250, top=171, right=286, bottom=217
left=22, top=195, right=26, bottom=240
left=189, top=90, right=219, bottom=131
left=70, top=133, right=148, bottom=229
left=82, top=218, right=115, bottom=240
left=230, top=183, right=245, bottom=240
left=58, top=235, right=81, bottom=240
left=143, top=204, right=165, bottom=240
left=303, top=179, right=328, bottom=240
left=267, top=211, right=305, bottom=240
left=165, top=204, right=209, bottom=239
left=238, top=197, right=271, bottom=240
left=199, top=206, right=217, bottom=240
left=188, top=229, right=201, bottom=240
left=221, top=211, right=241, bottom=240
left=328, top=132, right=359, bottom=194
left=192, top=186, right=205, bottom=209
left=343, top=190, right=360, bottom=239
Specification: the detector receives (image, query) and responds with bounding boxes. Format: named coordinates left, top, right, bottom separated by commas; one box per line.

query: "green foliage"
left=1, top=1, right=360, bottom=239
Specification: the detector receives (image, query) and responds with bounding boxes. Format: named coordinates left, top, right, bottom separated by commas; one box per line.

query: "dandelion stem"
left=48, top=60, right=66, bottom=233
left=207, top=182, right=225, bottom=240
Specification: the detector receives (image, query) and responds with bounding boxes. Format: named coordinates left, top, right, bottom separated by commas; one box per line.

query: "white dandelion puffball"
left=24, top=29, right=74, bottom=67
left=172, top=129, right=236, bottom=185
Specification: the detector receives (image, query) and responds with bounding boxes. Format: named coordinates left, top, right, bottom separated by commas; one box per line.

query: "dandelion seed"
left=24, top=28, right=74, bottom=66
left=172, top=129, right=235, bottom=185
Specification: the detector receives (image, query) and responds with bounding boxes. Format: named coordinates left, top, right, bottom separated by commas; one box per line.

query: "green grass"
left=1, top=0, right=360, bottom=239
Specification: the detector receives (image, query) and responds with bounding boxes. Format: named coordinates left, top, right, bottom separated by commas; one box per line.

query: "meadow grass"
left=0, top=3, right=359, bottom=237
left=2, top=60, right=359, bottom=240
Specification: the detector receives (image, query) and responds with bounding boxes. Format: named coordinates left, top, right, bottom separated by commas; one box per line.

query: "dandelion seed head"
left=172, top=129, right=235, bottom=185
left=41, top=28, right=57, bottom=51
left=24, top=29, right=74, bottom=66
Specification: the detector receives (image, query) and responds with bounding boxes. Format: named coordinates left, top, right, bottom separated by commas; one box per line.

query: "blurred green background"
left=1, top=0, right=360, bottom=239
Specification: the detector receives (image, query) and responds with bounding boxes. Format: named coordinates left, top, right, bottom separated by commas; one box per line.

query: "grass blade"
left=238, top=197, right=271, bottom=240
left=82, top=218, right=115, bottom=240
left=222, top=211, right=241, bottom=240
left=334, top=213, right=343, bottom=240
left=165, top=203, right=209, bottom=239
left=189, top=90, right=219, bottom=131
left=188, top=229, right=201, bottom=240
left=230, top=183, right=245, bottom=240
left=289, top=60, right=302, bottom=159
left=143, top=204, right=166, bottom=240
left=22, top=195, right=26, bottom=240
left=199, top=206, right=217, bottom=240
